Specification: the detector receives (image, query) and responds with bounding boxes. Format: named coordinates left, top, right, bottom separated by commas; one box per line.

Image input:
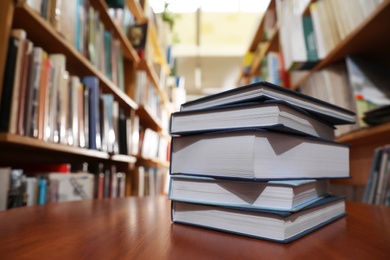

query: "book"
left=171, top=195, right=346, bottom=243
left=48, top=54, right=66, bottom=143
left=280, top=14, right=318, bottom=71
left=37, top=51, right=50, bottom=140
left=170, top=101, right=335, bottom=140
left=363, top=147, right=384, bottom=204
left=8, top=30, right=28, bottom=135
left=374, top=146, right=390, bottom=205
left=128, top=23, right=148, bottom=50
left=25, top=177, right=38, bottom=206
left=38, top=177, right=47, bottom=205
left=169, top=176, right=329, bottom=211
left=24, top=46, right=43, bottom=137
left=47, top=173, right=94, bottom=202
left=0, top=34, right=20, bottom=132
left=180, top=81, right=355, bottom=125
left=363, top=104, right=390, bottom=125
left=170, top=129, right=350, bottom=180
left=0, top=168, right=11, bottom=211
left=82, top=76, right=101, bottom=150
left=16, top=39, right=33, bottom=136
left=101, top=94, right=115, bottom=153
left=7, top=169, right=26, bottom=208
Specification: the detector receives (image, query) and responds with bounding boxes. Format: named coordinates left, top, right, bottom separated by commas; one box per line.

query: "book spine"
left=0, top=36, right=19, bottom=132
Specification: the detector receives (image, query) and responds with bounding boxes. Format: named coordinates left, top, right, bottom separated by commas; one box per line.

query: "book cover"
left=363, top=147, right=383, bottom=204
left=24, top=46, right=43, bottom=137
left=7, top=169, right=26, bottom=208
left=0, top=35, right=20, bottom=132
left=111, top=38, right=119, bottom=86
left=118, top=108, right=129, bottom=155
left=17, top=40, right=34, bottom=136
left=82, top=76, right=101, bottom=150
left=82, top=83, right=90, bottom=148
left=78, top=79, right=86, bottom=147
left=69, top=76, right=80, bottom=146
left=170, top=129, right=350, bottom=180
left=180, top=81, right=355, bottom=125
left=109, top=165, right=118, bottom=198
left=58, top=71, right=70, bottom=144
left=8, top=30, right=27, bottom=135
left=0, top=168, right=11, bottom=211
left=103, top=31, right=113, bottom=81
left=128, top=23, right=148, bottom=50
left=25, top=177, right=38, bottom=206
left=171, top=195, right=346, bottom=243
left=48, top=173, right=94, bottom=202
left=112, top=101, right=119, bottom=154
left=169, top=176, right=329, bottom=211
left=37, top=51, right=50, bottom=140
left=75, top=0, right=86, bottom=53
left=170, top=100, right=335, bottom=140
left=101, top=94, right=115, bottom=153
left=48, top=54, right=66, bottom=143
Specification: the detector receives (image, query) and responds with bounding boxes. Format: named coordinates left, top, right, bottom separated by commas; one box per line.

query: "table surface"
left=0, top=196, right=389, bottom=259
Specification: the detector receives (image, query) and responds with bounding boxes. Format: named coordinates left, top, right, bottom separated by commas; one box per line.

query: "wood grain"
left=0, top=197, right=389, bottom=259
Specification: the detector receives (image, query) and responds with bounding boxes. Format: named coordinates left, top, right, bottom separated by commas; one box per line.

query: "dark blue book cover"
left=82, top=76, right=101, bottom=150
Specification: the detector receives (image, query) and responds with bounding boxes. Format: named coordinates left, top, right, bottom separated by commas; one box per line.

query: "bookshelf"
left=239, top=0, right=390, bottom=199
left=0, top=0, right=172, bottom=206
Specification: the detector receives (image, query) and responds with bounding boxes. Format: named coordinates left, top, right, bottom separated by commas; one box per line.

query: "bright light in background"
left=149, top=0, right=270, bottom=13
left=200, top=0, right=239, bottom=12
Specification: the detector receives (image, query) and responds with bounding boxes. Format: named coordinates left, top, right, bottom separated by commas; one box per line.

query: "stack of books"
left=168, top=81, right=355, bottom=243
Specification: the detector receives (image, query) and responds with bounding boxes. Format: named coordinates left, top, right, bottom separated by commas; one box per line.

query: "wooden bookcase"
left=0, top=0, right=171, bottom=198
left=239, top=0, right=390, bottom=201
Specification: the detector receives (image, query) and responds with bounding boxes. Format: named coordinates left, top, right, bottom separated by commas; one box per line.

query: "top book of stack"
left=180, top=81, right=355, bottom=125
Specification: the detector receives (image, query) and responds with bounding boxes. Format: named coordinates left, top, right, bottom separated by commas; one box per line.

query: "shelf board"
left=0, top=133, right=136, bottom=165
left=137, top=105, right=163, bottom=132
left=13, top=4, right=138, bottom=110
left=110, top=154, right=137, bottom=164
left=292, top=0, right=390, bottom=90
left=91, top=0, right=140, bottom=63
left=136, top=156, right=170, bottom=168
left=336, top=122, right=390, bottom=145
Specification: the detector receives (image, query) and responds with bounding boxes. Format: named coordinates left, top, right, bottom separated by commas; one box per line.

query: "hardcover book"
left=170, top=100, right=335, bottom=140
left=0, top=35, right=20, bottom=132
left=170, top=129, right=350, bottom=180
left=82, top=76, right=101, bottom=150
left=169, top=176, right=329, bottom=211
left=180, top=81, right=355, bottom=125
left=171, top=195, right=346, bottom=243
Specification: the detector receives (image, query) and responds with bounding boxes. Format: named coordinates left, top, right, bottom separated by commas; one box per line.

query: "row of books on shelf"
left=169, top=81, right=353, bottom=243
left=363, top=145, right=390, bottom=206
left=243, top=0, right=385, bottom=76
left=0, top=31, right=121, bottom=151
left=299, top=56, right=390, bottom=137
left=132, top=166, right=169, bottom=197
left=0, top=163, right=126, bottom=211
left=23, top=0, right=126, bottom=89
left=0, top=29, right=170, bottom=160
left=279, top=0, right=385, bottom=70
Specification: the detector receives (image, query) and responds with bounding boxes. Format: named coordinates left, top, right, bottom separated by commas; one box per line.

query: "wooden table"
left=0, top=196, right=389, bottom=259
